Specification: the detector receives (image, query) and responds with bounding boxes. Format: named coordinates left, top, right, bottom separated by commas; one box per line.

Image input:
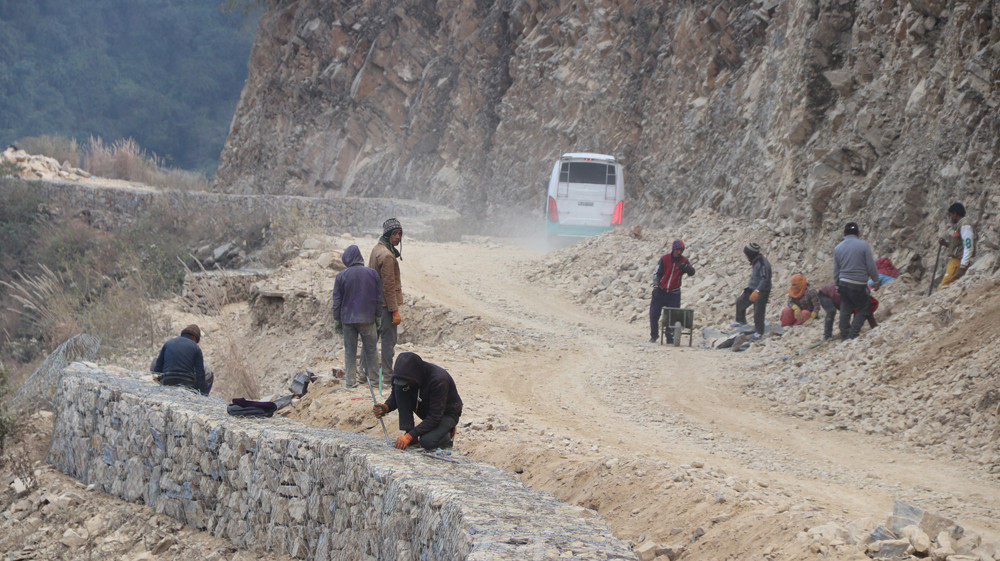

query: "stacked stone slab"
left=181, top=270, right=271, bottom=314
left=47, top=363, right=636, bottom=560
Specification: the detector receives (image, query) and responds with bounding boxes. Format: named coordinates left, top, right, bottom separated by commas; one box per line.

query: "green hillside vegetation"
left=0, top=0, right=257, bottom=173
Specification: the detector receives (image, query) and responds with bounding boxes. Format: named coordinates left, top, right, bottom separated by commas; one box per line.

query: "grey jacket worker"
left=833, top=223, right=879, bottom=339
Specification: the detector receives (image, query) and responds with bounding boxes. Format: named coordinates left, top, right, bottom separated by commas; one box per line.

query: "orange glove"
left=395, top=433, right=414, bottom=450
left=392, top=310, right=401, bottom=325
left=749, top=290, right=759, bottom=303
left=373, top=404, right=389, bottom=418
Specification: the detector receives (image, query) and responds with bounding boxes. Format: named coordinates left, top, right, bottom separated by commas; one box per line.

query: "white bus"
left=545, top=153, right=624, bottom=240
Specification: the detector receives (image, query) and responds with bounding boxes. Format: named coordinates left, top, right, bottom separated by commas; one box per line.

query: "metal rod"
left=366, top=376, right=391, bottom=446
left=928, top=243, right=943, bottom=296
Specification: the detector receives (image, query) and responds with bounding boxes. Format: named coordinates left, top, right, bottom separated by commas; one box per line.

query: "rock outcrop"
left=216, top=0, right=999, bottom=263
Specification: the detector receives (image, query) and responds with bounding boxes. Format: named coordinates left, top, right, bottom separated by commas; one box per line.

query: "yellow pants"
left=939, top=257, right=961, bottom=288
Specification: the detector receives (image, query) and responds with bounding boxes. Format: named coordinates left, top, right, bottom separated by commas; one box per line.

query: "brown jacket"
left=369, top=240, right=403, bottom=311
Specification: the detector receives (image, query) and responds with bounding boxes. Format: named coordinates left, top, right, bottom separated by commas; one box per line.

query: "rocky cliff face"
left=215, top=0, right=999, bottom=270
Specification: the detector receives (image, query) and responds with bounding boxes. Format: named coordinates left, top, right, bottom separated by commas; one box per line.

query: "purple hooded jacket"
left=332, top=245, right=384, bottom=324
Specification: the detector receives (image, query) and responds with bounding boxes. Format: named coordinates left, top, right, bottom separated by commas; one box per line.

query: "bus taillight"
left=548, top=196, right=559, bottom=222
left=611, top=201, right=623, bottom=225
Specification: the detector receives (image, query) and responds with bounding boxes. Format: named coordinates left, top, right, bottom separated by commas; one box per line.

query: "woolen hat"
left=672, top=239, right=685, bottom=251
left=743, top=242, right=761, bottom=260
left=788, top=274, right=807, bottom=299
left=844, top=222, right=860, bottom=236
left=382, top=218, right=402, bottom=236
left=181, top=324, right=201, bottom=343
left=948, top=202, right=966, bottom=217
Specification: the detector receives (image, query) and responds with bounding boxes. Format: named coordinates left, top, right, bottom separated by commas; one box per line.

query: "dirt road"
left=382, top=238, right=1000, bottom=558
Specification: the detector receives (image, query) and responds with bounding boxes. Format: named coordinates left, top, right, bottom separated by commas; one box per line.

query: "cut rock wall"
left=216, top=0, right=1000, bottom=271
left=46, top=364, right=635, bottom=561
left=36, top=179, right=462, bottom=242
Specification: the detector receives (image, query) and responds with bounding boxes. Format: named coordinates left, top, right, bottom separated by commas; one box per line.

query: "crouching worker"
left=152, top=324, right=212, bottom=396
left=372, top=352, right=462, bottom=450
left=780, top=273, right=820, bottom=328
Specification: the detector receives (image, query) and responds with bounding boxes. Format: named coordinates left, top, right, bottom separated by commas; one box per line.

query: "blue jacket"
left=153, top=334, right=208, bottom=394
left=332, top=245, right=384, bottom=324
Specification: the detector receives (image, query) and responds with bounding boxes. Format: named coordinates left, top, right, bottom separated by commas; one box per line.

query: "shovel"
left=366, top=376, right=392, bottom=446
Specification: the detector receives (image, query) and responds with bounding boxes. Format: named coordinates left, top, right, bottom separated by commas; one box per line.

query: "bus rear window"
left=559, top=162, right=615, bottom=185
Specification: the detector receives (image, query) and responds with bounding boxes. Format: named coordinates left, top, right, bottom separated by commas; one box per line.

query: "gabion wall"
left=47, top=364, right=636, bottom=560
left=38, top=179, right=463, bottom=241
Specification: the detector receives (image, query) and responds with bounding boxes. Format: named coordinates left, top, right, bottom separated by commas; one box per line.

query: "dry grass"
left=15, top=135, right=81, bottom=168
left=216, top=329, right=261, bottom=399
left=82, top=279, right=172, bottom=354
left=180, top=259, right=261, bottom=400
left=84, top=136, right=210, bottom=191
left=1, top=260, right=171, bottom=362
left=1, top=443, right=36, bottom=490
left=0, top=266, right=81, bottom=346
left=14, top=134, right=211, bottom=191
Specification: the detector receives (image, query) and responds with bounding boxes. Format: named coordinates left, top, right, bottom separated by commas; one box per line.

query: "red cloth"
left=876, top=257, right=899, bottom=279
left=780, top=306, right=811, bottom=327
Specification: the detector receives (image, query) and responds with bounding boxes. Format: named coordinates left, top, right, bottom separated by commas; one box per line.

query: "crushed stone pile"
left=1, top=146, right=90, bottom=181
left=744, top=277, right=1000, bottom=471
left=522, top=212, right=1000, bottom=472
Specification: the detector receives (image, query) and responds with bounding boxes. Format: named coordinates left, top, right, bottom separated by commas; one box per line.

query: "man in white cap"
left=370, top=218, right=404, bottom=379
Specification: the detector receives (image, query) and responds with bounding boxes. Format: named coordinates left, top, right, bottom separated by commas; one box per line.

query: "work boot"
left=648, top=336, right=658, bottom=343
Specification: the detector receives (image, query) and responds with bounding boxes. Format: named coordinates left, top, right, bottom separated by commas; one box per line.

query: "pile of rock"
left=739, top=276, right=1000, bottom=471
left=1, top=146, right=89, bottom=181
left=523, top=209, right=1000, bottom=466
left=800, top=501, right=997, bottom=561
left=182, top=270, right=271, bottom=314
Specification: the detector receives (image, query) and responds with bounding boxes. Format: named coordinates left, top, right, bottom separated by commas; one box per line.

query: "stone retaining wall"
left=37, top=180, right=463, bottom=241
left=47, top=364, right=636, bottom=560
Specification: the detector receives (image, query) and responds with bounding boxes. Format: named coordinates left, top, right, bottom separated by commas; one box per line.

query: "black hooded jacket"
left=385, top=352, right=463, bottom=437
